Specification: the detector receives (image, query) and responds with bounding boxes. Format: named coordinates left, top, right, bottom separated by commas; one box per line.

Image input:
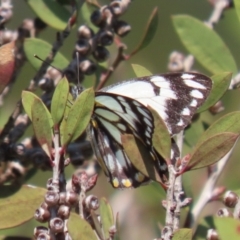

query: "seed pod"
left=65, top=191, right=79, bottom=206
left=78, top=25, right=94, bottom=39
left=209, top=101, right=225, bottom=114
left=113, top=20, right=131, bottom=37
left=49, top=217, right=64, bottom=233
left=79, top=59, right=96, bottom=75
left=44, top=191, right=60, bottom=206
left=216, top=208, right=233, bottom=217
left=33, top=226, right=49, bottom=238
left=223, top=190, right=239, bottom=208
left=207, top=229, right=219, bottom=240
left=57, top=205, right=70, bottom=219
left=75, top=39, right=91, bottom=56
left=110, top=0, right=131, bottom=16
left=98, top=30, right=114, bottom=46
left=34, top=206, right=51, bottom=223
left=93, top=46, right=109, bottom=62
left=91, top=8, right=106, bottom=27
left=83, top=195, right=99, bottom=211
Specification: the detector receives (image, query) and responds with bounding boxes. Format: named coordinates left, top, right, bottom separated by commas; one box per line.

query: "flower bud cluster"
left=64, top=0, right=131, bottom=83
left=34, top=178, right=79, bottom=238
left=34, top=171, right=99, bottom=239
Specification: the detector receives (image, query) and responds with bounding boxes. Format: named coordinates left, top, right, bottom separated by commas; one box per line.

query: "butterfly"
left=89, top=72, right=212, bottom=188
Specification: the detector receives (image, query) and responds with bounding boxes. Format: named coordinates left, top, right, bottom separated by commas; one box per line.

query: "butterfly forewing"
left=90, top=72, right=212, bottom=188
left=101, top=72, right=212, bottom=135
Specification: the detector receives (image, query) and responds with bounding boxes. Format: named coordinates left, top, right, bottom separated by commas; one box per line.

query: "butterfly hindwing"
left=90, top=122, right=149, bottom=188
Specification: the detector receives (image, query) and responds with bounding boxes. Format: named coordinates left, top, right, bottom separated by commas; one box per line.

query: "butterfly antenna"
left=34, top=54, right=63, bottom=74
left=75, top=51, right=84, bottom=96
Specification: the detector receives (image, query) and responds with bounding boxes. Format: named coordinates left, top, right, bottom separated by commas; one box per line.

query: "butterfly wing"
left=90, top=93, right=171, bottom=188
left=90, top=72, right=212, bottom=188
left=101, top=72, right=212, bottom=135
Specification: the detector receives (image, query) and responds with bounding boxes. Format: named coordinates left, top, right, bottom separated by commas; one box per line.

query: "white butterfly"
left=89, top=72, right=212, bottom=188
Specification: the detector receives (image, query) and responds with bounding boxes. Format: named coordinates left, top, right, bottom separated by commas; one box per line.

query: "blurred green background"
left=1, top=0, right=240, bottom=239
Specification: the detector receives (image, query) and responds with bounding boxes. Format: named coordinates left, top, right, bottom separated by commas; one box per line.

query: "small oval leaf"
left=214, top=217, right=240, bottom=240
left=198, top=72, right=232, bottom=112
left=62, top=88, right=95, bottom=146
left=186, top=132, right=238, bottom=170
left=26, top=0, right=70, bottom=30
left=0, top=185, right=46, bottom=229
left=24, top=38, right=69, bottom=70
left=149, top=106, right=171, bottom=160
left=51, top=77, right=69, bottom=126
left=22, top=91, right=40, bottom=121
left=197, top=111, right=240, bottom=147
left=121, top=134, right=162, bottom=183
left=129, top=7, right=158, bottom=56
left=32, top=98, right=53, bottom=157
left=132, top=64, right=152, bottom=77
left=114, top=212, right=120, bottom=240
left=172, top=228, right=192, bottom=240
left=89, top=210, right=104, bottom=240
left=68, top=213, right=97, bottom=240
left=0, top=42, right=15, bottom=94
left=172, top=15, right=237, bottom=74
left=100, top=198, right=114, bottom=239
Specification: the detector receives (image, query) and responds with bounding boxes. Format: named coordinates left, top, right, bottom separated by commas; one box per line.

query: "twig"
left=190, top=147, right=234, bottom=232
left=173, top=131, right=184, bottom=231
left=205, top=0, right=231, bottom=29
left=161, top=132, right=185, bottom=240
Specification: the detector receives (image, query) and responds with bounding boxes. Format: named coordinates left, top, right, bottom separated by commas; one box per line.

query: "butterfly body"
left=89, top=72, right=212, bottom=188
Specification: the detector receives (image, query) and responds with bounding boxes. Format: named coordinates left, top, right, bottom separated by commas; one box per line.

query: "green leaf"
left=172, top=15, right=237, bottom=74
left=149, top=106, right=171, bottom=160
left=172, top=228, right=192, bottom=240
left=32, top=97, right=53, bottom=157
left=197, top=111, right=240, bottom=147
left=24, top=38, right=69, bottom=70
left=62, top=88, right=95, bottom=146
left=234, top=0, right=240, bottom=23
left=186, top=132, right=238, bottom=171
left=100, top=198, right=114, bottom=239
left=214, top=217, right=240, bottom=240
left=51, top=77, right=69, bottom=126
left=89, top=210, right=104, bottom=240
left=129, top=7, right=158, bottom=56
left=132, top=64, right=152, bottom=77
left=198, top=72, right=232, bottom=112
left=0, top=185, right=46, bottom=229
left=68, top=213, right=97, bottom=240
left=121, top=134, right=163, bottom=184
left=22, top=91, right=39, bottom=121
left=114, top=212, right=120, bottom=240
left=26, top=0, right=70, bottom=30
